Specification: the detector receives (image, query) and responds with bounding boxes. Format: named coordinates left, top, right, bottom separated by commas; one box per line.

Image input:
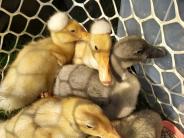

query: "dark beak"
left=145, top=46, right=167, bottom=58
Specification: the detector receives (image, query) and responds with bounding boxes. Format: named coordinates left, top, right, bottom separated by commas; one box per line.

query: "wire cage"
left=0, top=0, right=184, bottom=136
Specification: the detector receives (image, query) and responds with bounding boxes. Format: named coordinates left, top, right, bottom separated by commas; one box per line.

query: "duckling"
left=112, top=110, right=163, bottom=138
left=73, top=19, right=112, bottom=86
left=0, top=97, right=120, bottom=138
left=104, top=36, right=166, bottom=118
left=0, top=11, right=90, bottom=112
left=54, top=36, right=167, bottom=119
left=89, top=110, right=163, bottom=138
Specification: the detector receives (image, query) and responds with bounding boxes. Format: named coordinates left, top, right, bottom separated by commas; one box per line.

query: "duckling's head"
left=73, top=98, right=120, bottom=138
left=48, top=12, right=89, bottom=44
left=112, top=36, right=167, bottom=68
left=88, top=20, right=112, bottom=86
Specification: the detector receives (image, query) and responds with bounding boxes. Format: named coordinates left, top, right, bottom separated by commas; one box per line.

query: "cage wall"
left=0, top=0, right=183, bottom=132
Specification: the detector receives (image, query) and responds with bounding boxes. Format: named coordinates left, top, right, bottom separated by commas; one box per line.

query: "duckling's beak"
left=107, top=130, right=121, bottom=138
left=79, top=30, right=90, bottom=42
left=101, top=127, right=121, bottom=138
left=145, top=46, right=167, bottom=58
left=96, top=52, right=112, bottom=86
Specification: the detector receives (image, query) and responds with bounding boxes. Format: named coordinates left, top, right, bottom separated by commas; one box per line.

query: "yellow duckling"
left=0, top=97, right=120, bottom=138
left=73, top=20, right=112, bottom=86
left=0, top=11, right=89, bottom=112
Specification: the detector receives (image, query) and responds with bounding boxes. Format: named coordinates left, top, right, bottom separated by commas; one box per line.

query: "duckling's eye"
left=86, top=124, right=94, bottom=129
left=136, top=49, right=144, bottom=54
left=70, top=29, right=76, bottom=33
left=94, top=45, right=98, bottom=51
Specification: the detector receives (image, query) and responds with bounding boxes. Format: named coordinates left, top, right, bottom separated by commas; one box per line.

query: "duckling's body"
left=0, top=97, right=120, bottom=138
left=0, top=38, right=74, bottom=111
left=0, top=12, right=90, bottom=112
left=112, top=110, right=163, bottom=138
left=54, top=36, right=167, bottom=119
left=54, top=64, right=140, bottom=119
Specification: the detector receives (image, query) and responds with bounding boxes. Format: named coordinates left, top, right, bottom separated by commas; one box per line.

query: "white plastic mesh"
left=0, top=0, right=184, bottom=133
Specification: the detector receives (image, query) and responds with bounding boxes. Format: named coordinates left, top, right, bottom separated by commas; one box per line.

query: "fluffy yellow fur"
left=0, top=12, right=89, bottom=112
left=0, top=97, right=120, bottom=138
left=73, top=20, right=112, bottom=86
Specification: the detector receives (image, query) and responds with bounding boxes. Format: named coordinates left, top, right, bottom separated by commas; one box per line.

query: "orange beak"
left=100, top=125, right=121, bottom=138
left=107, top=129, right=121, bottom=138
left=79, top=30, right=90, bottom=41
left=96, top=52, right=112, bottom=86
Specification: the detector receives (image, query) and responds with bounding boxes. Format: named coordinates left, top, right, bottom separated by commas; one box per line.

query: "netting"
left=0, top=0, right=184, bottom=133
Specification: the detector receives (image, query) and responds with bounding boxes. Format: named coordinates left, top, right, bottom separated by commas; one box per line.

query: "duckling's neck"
left=49, top=37, right=75, bottom=64
left=82, top=43, right=98, bottom=69
left=110, top=55, right=127, bottom=81
left=112, top=120, right=126, bottom=138
left=58, top=99, right=87, bottom=137
left=58, top=116, right=85, bottom=137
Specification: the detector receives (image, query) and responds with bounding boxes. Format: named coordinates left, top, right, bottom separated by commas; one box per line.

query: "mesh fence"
left=0, top=0, right=184, bottom=134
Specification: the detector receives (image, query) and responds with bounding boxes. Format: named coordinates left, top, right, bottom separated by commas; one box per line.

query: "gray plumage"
left=112, top=110, right=163, bottom=138
left=54, top=36, right=167, bottom=119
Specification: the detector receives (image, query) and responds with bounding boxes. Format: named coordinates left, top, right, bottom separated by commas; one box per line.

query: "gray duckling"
left=54, top=36, right=167, bottom=119
left=112, top=110, right=163, bottom=138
